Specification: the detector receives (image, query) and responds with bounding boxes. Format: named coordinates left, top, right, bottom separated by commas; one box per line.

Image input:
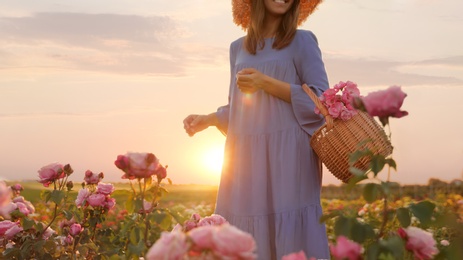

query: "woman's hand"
left=236, top=68, right=266, bottom=94
left=236, top=68, right=292, bottom=103
left=183, top=113, right=218, bottom=137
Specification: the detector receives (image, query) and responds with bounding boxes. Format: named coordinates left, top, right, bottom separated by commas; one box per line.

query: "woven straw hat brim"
left=232, top=0, right=323, bottom=29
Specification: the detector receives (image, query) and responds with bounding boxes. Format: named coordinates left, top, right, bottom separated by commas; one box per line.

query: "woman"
left=183, top=0, right=330, bottom=259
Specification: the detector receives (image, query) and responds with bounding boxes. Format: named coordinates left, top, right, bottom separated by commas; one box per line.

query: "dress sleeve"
left=215, top=41, right=238, bottom=135
left=290, top=30, right=329, bottom=136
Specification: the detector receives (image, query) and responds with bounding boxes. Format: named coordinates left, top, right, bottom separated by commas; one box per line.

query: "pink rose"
left=328, top=102, right=343, bottom=118
left=145, top=229, right=188, bottom=260
left=42, top=226, right=55, bottom=240
left=38, top=163, right=65, bottom=187
left=75, top=188, right=91, bottom=207
left=4, top=223, right=23, bottom=240
left=0, top=181, right=12, bottom=206
left=69, top=223, right=83, bottom=236
left=155, top=165, right=167, bottom=180
left=330, top=236, right=363, bottom=260
left=0, top=221, right=18, bottom=236
left=188, top=225, right=215, bottom=250
left=12, top=196, right=35, bottom=215
left=139, top=200, right=154, bottom=213
left=104, top=197, right=116, bottom=210
left=183, top=220, right=197, bottom=232
left=282, top=250, right=310, bottom=260
left=87, top=193, right=106, bottom=207
left=213, top=224, right=257, bottom=259
left=115, top=152, right=160, bottom=179
left=0, top=202, right=18, bottom=219
left=97, top=182, right=114, bottom=195
left=11, top=183, right=23, bottom=192
left=361, top=86, right=408, bottom=122
left=191, top=213, right=201, bottom=222
left=84, top=170, right=103, bottom=185
left=64, top=235, right=74, bottom=245
left=197, top=214, right=228, bottom=227
left=398, top=227, right=438, bottom=260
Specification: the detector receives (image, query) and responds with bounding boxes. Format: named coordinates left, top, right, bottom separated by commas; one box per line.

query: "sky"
left=0, top=0, right=462, bottom=186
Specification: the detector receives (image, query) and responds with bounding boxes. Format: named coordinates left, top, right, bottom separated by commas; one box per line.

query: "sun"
left=202, top=145, right=224, bottom=176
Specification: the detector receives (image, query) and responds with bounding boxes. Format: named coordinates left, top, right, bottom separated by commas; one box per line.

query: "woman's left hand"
left=236, top=68, right=267, bottom=94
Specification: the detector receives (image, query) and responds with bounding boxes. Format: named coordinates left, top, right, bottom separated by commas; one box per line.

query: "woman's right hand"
left=183, top=113, right=218, bottom=137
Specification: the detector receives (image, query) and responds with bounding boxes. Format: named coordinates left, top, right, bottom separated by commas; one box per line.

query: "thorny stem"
left=377, top=192, right=389, bottom=238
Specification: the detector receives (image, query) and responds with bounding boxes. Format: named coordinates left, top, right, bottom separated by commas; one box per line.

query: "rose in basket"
left=315, top=81, right=360, bottom=121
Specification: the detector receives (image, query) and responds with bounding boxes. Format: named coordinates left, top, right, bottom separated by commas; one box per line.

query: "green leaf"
left=129, top=227, right=141, bottom=245
left=349, top=149, right=372, bottom=164
left=379, top=236, right=405, bottom=259
left=22, top=218, right=35, bottom=230
left=366, top=241, right=380, bottom=259
left=351, top=221, right=375, bottom=243
left=144, top=177, right=152, bottom=188
left=370, top=155, right=386, bottom=175
left=385, top=158, right=397, bottom=170
left=396, top=207, right=411, bottom=227
left=409, top=200, right=436, bottom=226
left=363, top=183, right=382, bottom=203
left=334, top=216, right=351, bottom=237
left=167, top=178, right=172, bottom=185
left=125, top=192, right=135, bottom=213
left=50, top=190, right=65, bottom=204
left=62, top=209, right=74, bottom=220
left=319, top=211, right=342, bottom=223
left=41, top=190, right=52, bottom=203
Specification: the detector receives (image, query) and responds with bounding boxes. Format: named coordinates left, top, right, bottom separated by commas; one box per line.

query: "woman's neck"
left=262, top=17, right=282, bottom=38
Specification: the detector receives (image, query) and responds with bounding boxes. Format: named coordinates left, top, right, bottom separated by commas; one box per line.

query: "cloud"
left=324, top=55, right=463, bottom=88
left=0, top=12, right=226, bottom=75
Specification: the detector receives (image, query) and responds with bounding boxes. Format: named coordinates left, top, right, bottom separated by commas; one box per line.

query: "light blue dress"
left=215, top=30, right=330, bottom=260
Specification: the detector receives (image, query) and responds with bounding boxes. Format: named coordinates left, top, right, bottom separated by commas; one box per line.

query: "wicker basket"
left=303, top=85, right=393, bottom=183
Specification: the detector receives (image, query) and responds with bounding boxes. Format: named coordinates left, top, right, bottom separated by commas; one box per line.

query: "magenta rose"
left=38, top=163, right=65, bottom=187
left=145, top=229, right=188, bottom=260
left=330, top=236, right=363, bottom=260
left=87, top=193, right=106, bottom=208
left=69, top=223, right=83, bottom=236
left=96, top=182, right=115, bottom=195
left=75, top=188, right=91, bottom=207
left=361, top=85, right=408, bottom=124
left=84, top=170, right=103, bottom=185
left=115, top=152, right=160, bottom=179
left=398, top=227, right=438, bottom=260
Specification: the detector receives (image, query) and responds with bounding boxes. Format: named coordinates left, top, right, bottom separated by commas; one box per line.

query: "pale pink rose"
left=115, top=152, right=160, bottom=179
left=155, top=165, right=167, bottom=180
left=4, top=223, right=23, bottom=240
left=188, top=225, right=215, bottom=250
left=75, top=188, right=91, bottom=207
left=38, top=163, right=65, bottom=187
left=12, top=196, right=35, bottom=215
left=145, top=229, right=188, bottom=260
left=15, top=202, right=32, bottom=215
left=440, top=240, right=449, bottom=246
left=139, top=200, right=154, bottom=213
left=191, top=213, right=201, bottom=222
left=361, top=86, right=408, bottom=119
left=84, top=170, right=103, bottom=185
left=69, top=223, right=83, bottom=236
left=0, top=202, right=18, bottom=219
left=0, top=181, right=12, bottom=206
left=87, top=193, right=106, bottom=207
left=42, top=226, right=56, bottom=240
left=104, top=197, right=116, bottom=210
left=213, top=224, right=257, bottom=259
left=399, top=227, right=438, bottom=260
left=282, top=250, right=308, bottom=260
left=96, top=182, right=114, bottom=195
left=339, top=107, right=355, bottom=121
left=330, top=236, right=363, bottom=260
left=58, top=218, right=76, bottom=229
left=197, top=214, right=228, bottom=227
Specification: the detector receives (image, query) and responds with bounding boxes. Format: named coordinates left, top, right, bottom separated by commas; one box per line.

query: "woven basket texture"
left=303, top=85, right=393, bottom=183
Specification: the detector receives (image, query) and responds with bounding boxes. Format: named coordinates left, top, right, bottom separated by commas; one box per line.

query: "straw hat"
left=232, top=0, right=323, bottom=30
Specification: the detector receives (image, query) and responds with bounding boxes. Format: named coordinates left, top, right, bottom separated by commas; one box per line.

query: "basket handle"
left=302, top=84, right=334, bottom=129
